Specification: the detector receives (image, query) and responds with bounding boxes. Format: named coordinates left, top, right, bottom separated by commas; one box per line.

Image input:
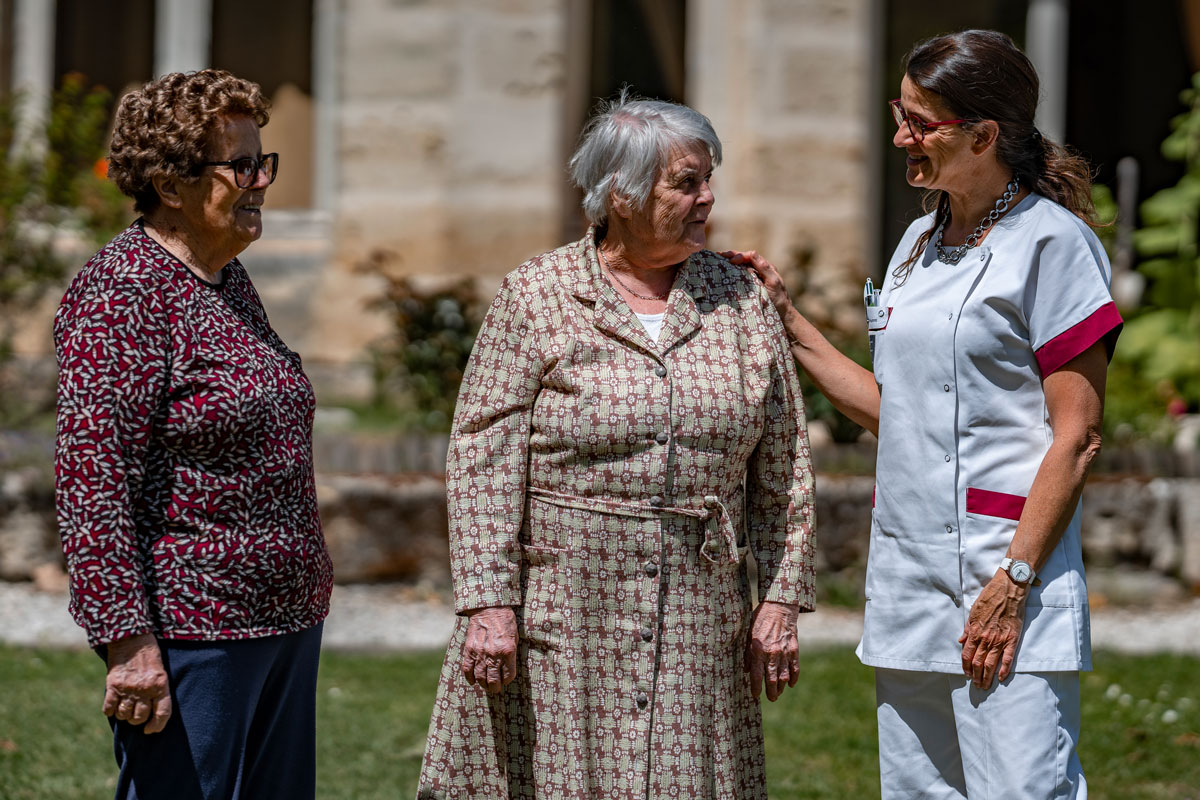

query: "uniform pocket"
left=518, top=544, right=566, bottom=651
left=963, top=487, right=1071, bottom=607
left=965, top=487, right=1026, bottom=521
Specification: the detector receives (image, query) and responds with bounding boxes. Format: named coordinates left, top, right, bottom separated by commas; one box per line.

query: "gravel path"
left=2, top=581, right=1198, bottom=655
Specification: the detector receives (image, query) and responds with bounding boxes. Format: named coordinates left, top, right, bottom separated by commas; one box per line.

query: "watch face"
left=1010, top=562, right=1033, bottom=583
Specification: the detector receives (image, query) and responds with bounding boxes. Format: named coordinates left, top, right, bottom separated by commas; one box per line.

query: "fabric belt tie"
left=527, top=486, right=741, bottom=565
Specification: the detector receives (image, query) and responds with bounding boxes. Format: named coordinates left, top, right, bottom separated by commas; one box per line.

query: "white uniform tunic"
left=858, top=193, right=1122, bottom=674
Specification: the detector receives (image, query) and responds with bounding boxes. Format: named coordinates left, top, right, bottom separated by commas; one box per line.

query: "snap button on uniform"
left=946, top=525, right=953, bottom=533
left=654, top=365, right=667, bottom=377
left=636, top=692, right=648, bottom=709
left=655, top=431, right=669, bottom=445
left=644, top=562, right=658, bottom=577
left=640, top=627, right=653, bottom=642
left=649, top=495, right=664, bottom=507
left=943, top=384, right=950, bottom=392
left=944, top=454, right=951, bottom=462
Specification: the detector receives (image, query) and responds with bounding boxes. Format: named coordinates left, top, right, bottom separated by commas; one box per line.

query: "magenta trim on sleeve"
left=966, top=487, right=1026, bottom=521
left=1035, top=301, right=1123, bottom=376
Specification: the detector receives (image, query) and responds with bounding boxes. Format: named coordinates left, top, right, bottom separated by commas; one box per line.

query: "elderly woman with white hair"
left=416, top=92, right=817, bottom=799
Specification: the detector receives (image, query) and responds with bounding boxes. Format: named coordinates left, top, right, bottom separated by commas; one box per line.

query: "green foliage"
left=801, top=333, right=870, bottom=444
left=1104, top=72, right=1200, bottom=440
left=3, top=644, right=1198, bottom=798
left=363, top=274, right=485, bottom=433
left=0, top=74, right=131, bottom=425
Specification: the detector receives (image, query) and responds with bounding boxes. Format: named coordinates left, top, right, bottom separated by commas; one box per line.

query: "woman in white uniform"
left=726, top=30, right=1121, bottom=798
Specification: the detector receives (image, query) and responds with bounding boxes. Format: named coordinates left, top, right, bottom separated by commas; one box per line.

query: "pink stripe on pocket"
left=966, top=487, right=1026, bottom=521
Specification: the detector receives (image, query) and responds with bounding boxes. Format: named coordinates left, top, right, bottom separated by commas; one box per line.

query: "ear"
left=971, top=120, right=1001, bottom=155
left=151, top=173, right=188, bottom=211
left=608, top=180, right=634, bottom=221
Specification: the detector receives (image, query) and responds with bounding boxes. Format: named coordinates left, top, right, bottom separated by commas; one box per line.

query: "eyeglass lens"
left=233, top=154, right=278, bottom=188
left=890, top=102, right=923, bottom=140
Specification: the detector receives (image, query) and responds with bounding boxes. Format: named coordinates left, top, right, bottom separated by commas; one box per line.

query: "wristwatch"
left=1000, top=557, right=1041, bottom=587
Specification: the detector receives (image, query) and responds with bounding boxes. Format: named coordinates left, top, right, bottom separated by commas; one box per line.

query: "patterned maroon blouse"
left=54, top=221, right=333, bottom=647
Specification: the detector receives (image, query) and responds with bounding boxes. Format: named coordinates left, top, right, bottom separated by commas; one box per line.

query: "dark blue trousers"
left=103, top=622, right=323, bottom=800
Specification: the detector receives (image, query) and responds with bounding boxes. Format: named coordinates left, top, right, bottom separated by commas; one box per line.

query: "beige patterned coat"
left=417, top=231, right=816, bottom=799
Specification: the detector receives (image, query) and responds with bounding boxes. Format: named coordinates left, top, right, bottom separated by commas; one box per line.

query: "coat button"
left=649, top=495, right=664, bottom=507
left=944, top=454, right=951, bottom=462
left=636, top=692, right=649, bottom=709
left=654, top=365, right=667, bottom=377
left=943, top=384, right=950, bottom=392
left=640, top=627, right=653, bottom=642
left=946, top=525, right=953, bottom=533
left=655, top=431, right=669, bottom=445
left=644, top=562, right=658, bottom=577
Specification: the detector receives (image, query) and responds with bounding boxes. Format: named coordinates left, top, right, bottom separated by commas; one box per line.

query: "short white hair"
left=568, top=89, right=722, bottom=226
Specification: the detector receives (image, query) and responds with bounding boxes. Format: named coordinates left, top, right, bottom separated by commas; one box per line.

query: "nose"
left=699, top=178, right=714, bottom=206
left=892, top=122, right=917, bottom=149
left=250, top=165, right=272, bottom=190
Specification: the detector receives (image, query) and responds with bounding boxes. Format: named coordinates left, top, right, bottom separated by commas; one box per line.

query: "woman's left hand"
left=744, top=601, right=800, bottom=702
left=959, top=573, right=1028, bottom=689
left=461, top=606, right=518, bottom=693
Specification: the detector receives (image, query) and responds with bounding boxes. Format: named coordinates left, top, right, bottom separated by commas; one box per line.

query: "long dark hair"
left=897, top=30, right=1096, bottom=277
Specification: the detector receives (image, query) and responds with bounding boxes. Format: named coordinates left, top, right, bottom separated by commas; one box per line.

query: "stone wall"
left=692, top=0, right=876, bottom=334
left=5, top=458, right=1198, bottom=605
left=304, top=0, right=569, bottom=380
left=6, top=0, right=880, bottom=400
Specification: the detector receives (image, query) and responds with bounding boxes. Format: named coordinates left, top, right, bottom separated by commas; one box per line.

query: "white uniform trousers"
left=875, top=668, right=1086, bottom=799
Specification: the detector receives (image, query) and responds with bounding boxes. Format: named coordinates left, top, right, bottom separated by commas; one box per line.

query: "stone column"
left=11, top=0, right=55, bottom=156
left=154, top=0, right=212, bottom=76
left=1026, top=0, right=1069, bottom=143
left=313, top=0, right=338, bottom=214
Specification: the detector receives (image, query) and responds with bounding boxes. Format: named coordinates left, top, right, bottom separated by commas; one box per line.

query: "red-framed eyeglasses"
left=889, top=99, right=969, bottom=141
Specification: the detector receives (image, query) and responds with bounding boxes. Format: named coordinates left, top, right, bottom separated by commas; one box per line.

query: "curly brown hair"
left=108, top=69, right=271, bottom=214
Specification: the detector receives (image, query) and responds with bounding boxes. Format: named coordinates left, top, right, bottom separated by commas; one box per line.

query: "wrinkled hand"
left=103, top=633, right=172, bottom=734
left=461, top=606, right=518, bottom=693
left=959, top=572, right=1028, bottom=689
left=744, top=601, right=800, bottom=702
left=720, top=250, right=793, bottom=319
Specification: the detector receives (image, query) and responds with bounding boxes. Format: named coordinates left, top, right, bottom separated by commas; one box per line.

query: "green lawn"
left=0, top=645, right=1196, bottom=799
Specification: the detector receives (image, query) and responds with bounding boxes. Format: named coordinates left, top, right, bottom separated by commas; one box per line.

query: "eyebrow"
left=668, top=164, right=709, bottom=181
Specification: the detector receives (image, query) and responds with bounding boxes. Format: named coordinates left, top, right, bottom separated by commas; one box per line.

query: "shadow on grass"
left=1, top=646, right=1196, bottom=799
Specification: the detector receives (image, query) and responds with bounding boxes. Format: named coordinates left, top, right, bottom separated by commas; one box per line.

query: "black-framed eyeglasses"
left=889, top=99, right=969, bottom=141
left=199, top=152, right=279, bottom=188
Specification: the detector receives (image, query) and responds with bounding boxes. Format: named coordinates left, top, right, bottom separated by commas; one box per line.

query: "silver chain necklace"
left=933, top=177, right=1019, bottom=265
left=599, top=247, right=673, bottom=301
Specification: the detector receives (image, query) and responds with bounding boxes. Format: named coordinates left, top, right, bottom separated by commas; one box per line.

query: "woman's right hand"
left=462, top=606, right=518, bottom=693
left=721, top=250, right=794, bottom=318
left=103, top=633, right=172, bottom=734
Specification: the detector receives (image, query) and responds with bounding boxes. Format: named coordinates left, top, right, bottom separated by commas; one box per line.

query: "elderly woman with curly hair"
left=53, top=69, right=333, bottom=799
left=417, top=92, right=815, bottom=799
